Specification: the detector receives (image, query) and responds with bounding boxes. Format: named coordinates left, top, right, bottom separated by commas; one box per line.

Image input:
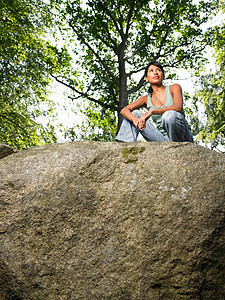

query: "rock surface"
left=0, top=141, right=224, bottom=299
left=0, top=144, right=14, bottom=159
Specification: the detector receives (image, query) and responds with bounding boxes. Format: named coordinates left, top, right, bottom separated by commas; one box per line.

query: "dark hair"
left=144, top=61, right=165, bottom=94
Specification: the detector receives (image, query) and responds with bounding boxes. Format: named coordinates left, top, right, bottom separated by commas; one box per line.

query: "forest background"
left=1, top=0, right=224, bottom=152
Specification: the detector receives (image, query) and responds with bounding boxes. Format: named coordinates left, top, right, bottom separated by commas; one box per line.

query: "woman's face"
left=145, top=65, right=164, bottom=84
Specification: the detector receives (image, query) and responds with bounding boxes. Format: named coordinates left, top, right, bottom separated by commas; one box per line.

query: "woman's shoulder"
left=137, top=94, right=148, bottom=103
left=130, top=94, right=148, bottom=109
left=139, top=94, right=149, bottom=108
left=168, top=83, right=182, bottom=91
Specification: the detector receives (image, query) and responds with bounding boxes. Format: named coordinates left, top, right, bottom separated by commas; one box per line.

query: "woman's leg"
left=161, top=110, right=194, bottom=142
left=115, top=117, right=139, bottom=142
left=115, top=110, right=169, bottom=142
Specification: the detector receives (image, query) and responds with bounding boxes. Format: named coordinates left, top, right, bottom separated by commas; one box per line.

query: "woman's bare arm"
left=120, top=95, right=147, bottom=128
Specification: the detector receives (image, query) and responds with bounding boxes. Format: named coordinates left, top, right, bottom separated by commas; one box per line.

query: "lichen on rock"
left=122, top=146, right=145, bottom=163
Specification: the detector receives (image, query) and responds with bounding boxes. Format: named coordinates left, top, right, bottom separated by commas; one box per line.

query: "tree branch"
left=0, top=114, right=28, bottom=134
left=124, top=10, right=170, bottom=63
left=127, top=75, right=146, bottom=94
left=51, top=74, right=117, bottom=111
left=97, top=21, right=118, bottom=52
left=117, top=4, right=123, bottom=21
left=96, top=1, right=124, bottom=38
left=155, top=26, right=170, bottom=58
left=125, top=0, right=136, bottom=36
left=69, top=21, right=119, bottom=86
left=155, top=41, right=193, bottom=60
left=127, top=66, right=146, bottom=78
left=163, top=49, right=204, bottom=68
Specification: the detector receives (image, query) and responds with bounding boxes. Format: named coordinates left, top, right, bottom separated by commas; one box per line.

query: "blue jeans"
left=115, top=110, right=194, bottom=143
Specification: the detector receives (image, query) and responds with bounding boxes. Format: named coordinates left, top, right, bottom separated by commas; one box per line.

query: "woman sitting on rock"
left=115, top=61, right=194, bottom=143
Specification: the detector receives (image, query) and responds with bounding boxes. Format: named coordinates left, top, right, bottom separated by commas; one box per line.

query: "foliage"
left=189, top=15, right=225, bottom=151
left=64, top=101, right=117, bottom=141
left=0, top=0, right=71, bottom=149
left=52, top=0, right=219, bottom=140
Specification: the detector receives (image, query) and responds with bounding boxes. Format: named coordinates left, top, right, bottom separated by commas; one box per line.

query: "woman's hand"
left=136, top=111, right=152, bottom=130
left=132, top=115, right=147, bottom=130
left=131, top=116, right=140, bottom=129
left=137, top=116, right=146, bottom=130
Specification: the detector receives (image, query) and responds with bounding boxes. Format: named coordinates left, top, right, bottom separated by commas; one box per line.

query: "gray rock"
left=0, top=141, right=224, bottom=299
left=0, top=144, right=14, bottom=159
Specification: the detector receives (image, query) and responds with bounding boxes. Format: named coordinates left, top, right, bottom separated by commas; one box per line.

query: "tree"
left=0, top=0, right=70, bottom=149
left=188, top=19, right=225, bottom=152
left=52, top=0, right=218, bottom=140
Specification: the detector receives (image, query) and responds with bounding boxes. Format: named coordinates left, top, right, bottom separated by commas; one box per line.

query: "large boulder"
left=0, top=144, right=14, bottom=159
left=0, top=141, right=224, bottom=299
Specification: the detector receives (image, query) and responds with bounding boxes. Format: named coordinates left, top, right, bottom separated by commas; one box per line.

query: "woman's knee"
left=162, top=110, right=182, bottom=125
left=132, top=109, right=142, bottom=118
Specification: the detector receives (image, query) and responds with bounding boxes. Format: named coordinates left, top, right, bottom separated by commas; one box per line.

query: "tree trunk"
left=117, top=48, right=128, bottom=131
left=117, top=79, right=128, bottom=131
